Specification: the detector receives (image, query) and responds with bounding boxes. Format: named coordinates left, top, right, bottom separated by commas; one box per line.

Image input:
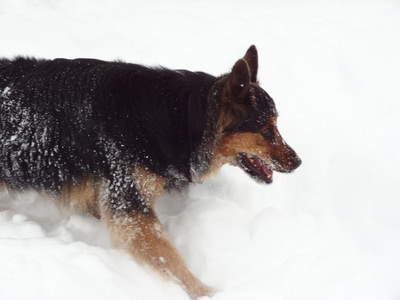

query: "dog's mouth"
left=236, top=153, right=273, bottom=184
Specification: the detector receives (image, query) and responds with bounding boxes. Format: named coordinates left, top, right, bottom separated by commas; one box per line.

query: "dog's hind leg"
left=99, top=167, right=214, bottom=299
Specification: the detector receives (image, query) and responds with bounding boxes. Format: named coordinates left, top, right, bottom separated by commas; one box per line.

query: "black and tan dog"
left=0, top=46, right=301, bottom=299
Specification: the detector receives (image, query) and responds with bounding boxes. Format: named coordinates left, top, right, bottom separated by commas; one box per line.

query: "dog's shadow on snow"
left=0, top=189, right=111, bottom=248
left=0, top=187, right=190, bottom=250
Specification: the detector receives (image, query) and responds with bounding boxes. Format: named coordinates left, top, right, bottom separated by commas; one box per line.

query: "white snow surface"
left=1, top=0, right=400, bottom=299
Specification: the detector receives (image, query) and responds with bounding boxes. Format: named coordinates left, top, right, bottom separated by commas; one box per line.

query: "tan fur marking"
left=103, top=211, right=214, bottom=299
left=60, top=178, right=101, bottom=218
left=132, top=166, right=165, bottom=208
left=217, top=132, right=270, bottom=158
left=202, top=132, right=272, bottom=180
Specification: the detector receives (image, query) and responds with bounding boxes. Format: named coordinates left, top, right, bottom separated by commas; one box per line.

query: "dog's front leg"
left=103, top=209, right=213, bottom=299
left=98, top=167, right=214, bottom=299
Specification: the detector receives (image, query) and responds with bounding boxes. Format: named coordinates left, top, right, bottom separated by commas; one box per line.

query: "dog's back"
left=0, top=58, right=217, bottom=193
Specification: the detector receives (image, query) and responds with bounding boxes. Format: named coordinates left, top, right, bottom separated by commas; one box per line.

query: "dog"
left=0, top=45, right=301, bottom=299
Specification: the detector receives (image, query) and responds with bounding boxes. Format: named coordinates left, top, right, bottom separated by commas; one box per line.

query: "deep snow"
left=1, top=0, right=400, bottom=299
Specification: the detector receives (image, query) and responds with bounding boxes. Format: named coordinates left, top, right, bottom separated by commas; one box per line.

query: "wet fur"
left=0, top=46, right=301, bottom=299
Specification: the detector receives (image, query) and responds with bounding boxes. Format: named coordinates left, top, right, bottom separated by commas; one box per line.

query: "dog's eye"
left=261, top=128, right=273, bottom=139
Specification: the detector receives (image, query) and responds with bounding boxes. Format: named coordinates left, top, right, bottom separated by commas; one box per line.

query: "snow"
left=1, top=87, right=11, bottom=96
left=1, top=0, right=400, bottom=299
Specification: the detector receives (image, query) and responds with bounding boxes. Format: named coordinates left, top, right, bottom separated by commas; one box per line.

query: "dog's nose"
left=291, top=156, right=302, bottom=170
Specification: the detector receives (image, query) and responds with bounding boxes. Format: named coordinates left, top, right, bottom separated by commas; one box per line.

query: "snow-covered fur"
left=0, top=46, right=301, bottom=299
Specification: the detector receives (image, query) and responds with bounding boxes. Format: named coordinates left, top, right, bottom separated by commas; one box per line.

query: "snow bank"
left=1, top=0, right=400, bottom=299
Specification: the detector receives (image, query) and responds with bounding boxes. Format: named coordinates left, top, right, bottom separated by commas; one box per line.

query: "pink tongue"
left=254, top=157, right=272, bottom=176
left=262, top=165, right=272, bottom=176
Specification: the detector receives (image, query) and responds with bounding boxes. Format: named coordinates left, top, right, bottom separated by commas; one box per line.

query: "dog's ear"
left=225, top=58, right=251, bottom=101
left=243, top=45, right=258, bottom=82
left=220, top=59, right=251, bottom=131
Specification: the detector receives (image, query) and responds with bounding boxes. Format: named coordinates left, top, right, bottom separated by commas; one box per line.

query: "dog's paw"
left=188, top=284, right=217, bottom=300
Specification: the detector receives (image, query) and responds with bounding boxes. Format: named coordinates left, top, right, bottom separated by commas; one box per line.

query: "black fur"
left=0, top=57, right=221, bottom=212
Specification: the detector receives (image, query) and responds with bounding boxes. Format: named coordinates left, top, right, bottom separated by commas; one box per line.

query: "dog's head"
left=215, top=45, right=301, bottom=184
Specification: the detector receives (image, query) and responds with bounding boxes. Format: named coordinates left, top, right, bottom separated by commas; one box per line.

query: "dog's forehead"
left=233, top=85, right=277, bottom=133
left=250, top=85, right=277, bottom=122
